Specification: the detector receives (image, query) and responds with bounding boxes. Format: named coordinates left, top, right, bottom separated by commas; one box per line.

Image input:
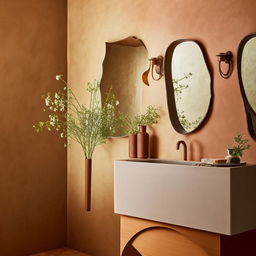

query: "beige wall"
left=0, top=1, right=67, bottom=255
left=68, top=0, right=256, bottom=255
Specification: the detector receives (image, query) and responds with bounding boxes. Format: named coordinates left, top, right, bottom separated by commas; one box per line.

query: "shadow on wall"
left=189, top=140, right=203, bottom=161
left=149, top=130, right=159, bottom=158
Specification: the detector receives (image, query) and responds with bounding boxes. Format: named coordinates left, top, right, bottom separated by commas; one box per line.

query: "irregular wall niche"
left=100, top=37, right=149, bottom=136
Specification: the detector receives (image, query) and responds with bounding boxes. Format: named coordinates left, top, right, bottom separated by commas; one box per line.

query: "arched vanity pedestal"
left=120, top=215, right=256, bottom=256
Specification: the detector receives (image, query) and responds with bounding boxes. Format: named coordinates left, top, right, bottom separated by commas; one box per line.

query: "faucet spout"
left=176, top=140, right=187, bottom=161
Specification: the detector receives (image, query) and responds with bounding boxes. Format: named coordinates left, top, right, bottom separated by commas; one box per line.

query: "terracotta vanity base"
left=120, top=216, right=256, bottom=256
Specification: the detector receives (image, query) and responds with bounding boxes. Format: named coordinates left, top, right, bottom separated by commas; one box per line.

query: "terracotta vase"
left=85, top=158, right=92, bottom=211
left=129, top=134, right=137, bottom=158
left=137, top=125, right=149, bottom=158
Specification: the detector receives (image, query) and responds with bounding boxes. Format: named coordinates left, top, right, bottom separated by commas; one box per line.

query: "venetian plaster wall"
left=68, top=0, right=256, bottom=255
left=0, top=1, right=67, bottom=255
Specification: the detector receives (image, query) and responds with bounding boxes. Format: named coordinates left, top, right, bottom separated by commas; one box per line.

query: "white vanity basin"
left=114, top=159, right=256, bottom=235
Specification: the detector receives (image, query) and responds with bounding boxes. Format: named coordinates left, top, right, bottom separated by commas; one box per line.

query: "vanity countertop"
left=114, top=159, right=256, bottom=235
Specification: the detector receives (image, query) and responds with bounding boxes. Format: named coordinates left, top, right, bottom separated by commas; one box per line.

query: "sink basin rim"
left=118, top=158, right=202, bottom=166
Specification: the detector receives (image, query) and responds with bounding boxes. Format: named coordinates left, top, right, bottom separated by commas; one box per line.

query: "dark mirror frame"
left=237, top=32, right=256, bottom=141
left=164, top=39, right=213, bottom=134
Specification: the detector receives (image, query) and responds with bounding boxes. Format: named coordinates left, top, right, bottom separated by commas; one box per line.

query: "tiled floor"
left=30, top=248, right=91, bottom=256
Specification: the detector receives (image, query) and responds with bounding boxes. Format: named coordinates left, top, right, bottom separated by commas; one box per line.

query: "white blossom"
left=56, top=74, right=63, bottom=81
left=49, top=115, right=57, bottom=126
left=107, top=103, right=114, bottom=109
left=45, top=97, right=50, bottom=106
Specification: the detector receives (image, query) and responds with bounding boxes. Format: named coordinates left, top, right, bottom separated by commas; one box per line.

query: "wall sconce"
left=216, top=51, right=233, bottom=79
left=142, top=56, right=164, bottom=86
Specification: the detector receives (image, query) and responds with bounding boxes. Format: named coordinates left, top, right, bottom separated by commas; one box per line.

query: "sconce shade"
left=142, top=67, right=150, bottom=86
left=142, top=55, right=164, bottom=85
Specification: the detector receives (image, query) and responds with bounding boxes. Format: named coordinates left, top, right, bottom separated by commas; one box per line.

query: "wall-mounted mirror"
left=238, top=33, right=256, bottom=140
left=164, top=39, right=212, bottom=134
left=100, top=37, right=148, bottom=136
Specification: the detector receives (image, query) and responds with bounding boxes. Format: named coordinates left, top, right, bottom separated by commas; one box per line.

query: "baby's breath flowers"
left=55, top=74, right=63, bottom=81
left=33, top=75, right=124, bottom=159
left=33, top=84, right=67, bottom=137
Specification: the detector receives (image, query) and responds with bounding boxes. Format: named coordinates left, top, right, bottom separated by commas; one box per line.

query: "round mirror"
left=164, top=40, right=212, bottom=134
left=100, top=37, right=148, bottom=137
left=238, top=33, right=256, bottom=140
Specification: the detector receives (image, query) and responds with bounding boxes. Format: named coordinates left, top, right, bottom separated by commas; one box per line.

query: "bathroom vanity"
left=114, top=159, right=256, bottom=255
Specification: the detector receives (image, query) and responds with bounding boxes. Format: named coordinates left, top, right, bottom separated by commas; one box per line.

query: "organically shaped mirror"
left=164, top=40, right=212, bottom=134
left=238, top=32, right=256, bottom=140
left=100, top=37, right=149, bottom=136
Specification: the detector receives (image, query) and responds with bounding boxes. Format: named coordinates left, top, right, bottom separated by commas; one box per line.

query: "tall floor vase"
left=85, top=158, right=92, bottom=211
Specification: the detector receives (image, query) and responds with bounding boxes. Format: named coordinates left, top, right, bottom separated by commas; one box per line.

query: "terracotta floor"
left=30, top=248, right=91, bottom=256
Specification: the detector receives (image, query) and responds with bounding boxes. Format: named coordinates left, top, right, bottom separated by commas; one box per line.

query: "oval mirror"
left=238, top=33, right=256, bottom=140
left=164, top=40, right=212, bottom=134
left=100, top=37, right=149, bottom=136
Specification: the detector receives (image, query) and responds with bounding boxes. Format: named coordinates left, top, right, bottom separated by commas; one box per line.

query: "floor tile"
left=30, top=247, right=91, bottom=256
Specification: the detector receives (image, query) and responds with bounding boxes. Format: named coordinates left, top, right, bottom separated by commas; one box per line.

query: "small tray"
left=211, top=162, right=246, bottom=167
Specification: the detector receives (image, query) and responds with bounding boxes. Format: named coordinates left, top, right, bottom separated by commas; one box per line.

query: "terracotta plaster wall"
left=68, top=0, right=256, bottom=255
left=0, top=1, right=67, bottom=255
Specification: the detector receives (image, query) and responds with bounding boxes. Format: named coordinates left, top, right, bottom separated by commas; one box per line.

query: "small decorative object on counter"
left=126, top=115, right=140, bottom=158
left=126, top=105, right=160, bottom=158
left=225, top=148, right=241, bottom=163
left=225, top=133, right=250, bottom=163
left=136, top=105, right=159, bottom=159
left=201, top=158, right=227, bottom=165
left=128, top=133, right=137, bottom=158
left=137, top=125, right=149, bottom=158
left=125, top=105, right=159, bottom=159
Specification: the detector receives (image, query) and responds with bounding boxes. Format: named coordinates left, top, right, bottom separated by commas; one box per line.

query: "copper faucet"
left=176, top=140, right=187, bottom=161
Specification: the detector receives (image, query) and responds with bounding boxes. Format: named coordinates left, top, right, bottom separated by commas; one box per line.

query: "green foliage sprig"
left=178, top=110, right=202, bottom=131
left=125, top=105, right=160, bottom=134
left=125, top=115, right=141, bottom=134
left=173, top=72, right=192, bottom=102
left=173, top=73, right=202, bottom=131
left=137, top=105, right=160, bottom=126
left=33, top=75, right=123, bottom=159
left=229, top=133, right=251, bottom=157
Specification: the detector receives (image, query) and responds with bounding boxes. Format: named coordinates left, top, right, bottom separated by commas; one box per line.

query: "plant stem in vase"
left=137, top=125, right=149, bottom=158
left=129, top=134, right=137, bottom=158
left=85, top=158, right=92, bottom=211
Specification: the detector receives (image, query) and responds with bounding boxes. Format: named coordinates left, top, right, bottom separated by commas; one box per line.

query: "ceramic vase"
left=129, top=134, right=137, bottom=158
left=85, top=158, right=92, bottom=211
left=137, top=125, right=149, bottom=158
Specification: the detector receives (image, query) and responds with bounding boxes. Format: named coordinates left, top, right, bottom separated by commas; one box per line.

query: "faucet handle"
left=176, top=140, right=187, bottom=161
